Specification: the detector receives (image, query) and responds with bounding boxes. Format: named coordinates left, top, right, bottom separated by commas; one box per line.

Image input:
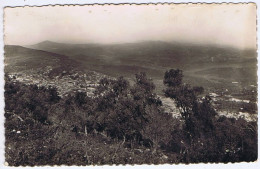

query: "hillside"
left=4, top=45, right=109, bottom=97
left=5, top=43, right=257, bottom=119
left=4, top=45, right=81, bottom=77
left=28, top=41, right=257, bottom=92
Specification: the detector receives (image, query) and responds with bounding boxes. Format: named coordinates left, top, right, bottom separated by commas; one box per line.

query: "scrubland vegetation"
left=5, top=69, right=257, bottom=166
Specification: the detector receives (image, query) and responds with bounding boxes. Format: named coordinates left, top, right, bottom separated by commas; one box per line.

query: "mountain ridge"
left=27, top=40, right=257, bottom=51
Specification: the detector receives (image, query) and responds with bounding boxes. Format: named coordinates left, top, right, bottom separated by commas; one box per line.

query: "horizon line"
left=4, top=40, right=257, bottom=51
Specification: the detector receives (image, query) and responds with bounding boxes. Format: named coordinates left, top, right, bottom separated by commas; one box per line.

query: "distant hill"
left=4, top=45, right=80, bottom=77
left=28, top=41, right=257, bottom=71
left=27, top=41, right=257, bottom=89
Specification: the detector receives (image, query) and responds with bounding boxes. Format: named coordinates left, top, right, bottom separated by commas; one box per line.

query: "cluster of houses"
left=207, top=82, right=257, bottom=122
left=8, top=67, right=107, bottom=98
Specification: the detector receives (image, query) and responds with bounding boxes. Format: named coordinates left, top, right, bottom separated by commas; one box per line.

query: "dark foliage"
left=163, top=69, right=257, bottom=163
left=164, top=69, right=183, bottom=87
left=4, top=70, right=257, bottom=165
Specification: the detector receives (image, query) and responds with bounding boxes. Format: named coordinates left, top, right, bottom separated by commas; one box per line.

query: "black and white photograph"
left=2, top=2, right=258, bottom=166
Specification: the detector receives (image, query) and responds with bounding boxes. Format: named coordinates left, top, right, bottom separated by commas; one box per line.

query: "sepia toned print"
left=4, top=3, right=257, bottom=166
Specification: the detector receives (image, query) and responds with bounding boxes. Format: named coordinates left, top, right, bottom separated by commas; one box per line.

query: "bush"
left=4, top=70, right=257, bottom=165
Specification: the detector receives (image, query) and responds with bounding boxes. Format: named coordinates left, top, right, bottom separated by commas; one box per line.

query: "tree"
left=165, top=84, right=197, bottom=121
left=164, top=69, right=183, bottom=87
left=163, top=69, right=217, bottom=141
left=162, top=69, right=258, bottom=163
left=91, top=73, right=164, bottom=147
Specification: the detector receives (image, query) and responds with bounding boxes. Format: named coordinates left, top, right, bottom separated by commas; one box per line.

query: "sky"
left=4, top=3, right=257, bottom=49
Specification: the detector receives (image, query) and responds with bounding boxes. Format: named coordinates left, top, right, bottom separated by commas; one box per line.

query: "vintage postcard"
left=1, top=1, right=258, bottom=167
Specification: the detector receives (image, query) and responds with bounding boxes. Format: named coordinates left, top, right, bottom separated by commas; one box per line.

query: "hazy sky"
left=4, top=4, right=256, bottom=49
